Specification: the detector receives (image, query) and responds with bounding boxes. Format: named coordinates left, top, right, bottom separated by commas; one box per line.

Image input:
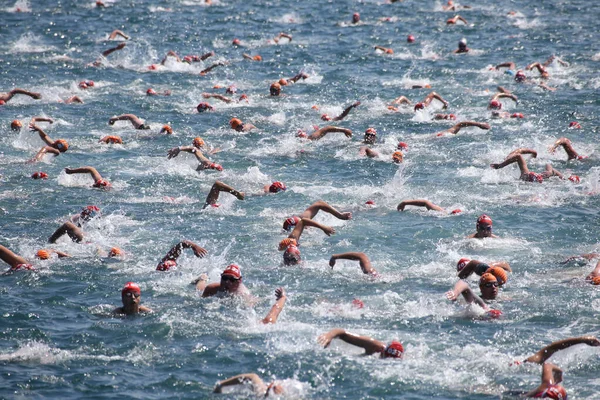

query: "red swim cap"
left=545, top=385, right=567, bottom=400
left=283, top=216, right=301, bottom=231
left=365, top=127, right=377, bottom=136
left=269, top=181, right=287, bottom=193
left=86, top=81, right=95, bottom=87
left=80, top=205, right=101, bottom=221
left=0, top=100, right=6, bottom=105
left=222, top=264, right=242, bottom=279
left=568, top=175, right=580, bottom=183
left=31, top=172, right=48, bottom=179
left=489, top=100, right=502, bottom=110
left=352, top=298, right=364, bottom=308
left=477, top=214, right=492, bottom=226
left=591, top=276, right=600, bottom=285
left=569, top=121, right=581, bottom=129
left=122, top=282, right=141, bottom=295
left=278, top=238, right=297, bottom=251
left=397, top=141, right=408, bottom=150
left=510, top=113, right=524, bottom=118
left=321, top=114, right=331, bottom=121
left=232, top=38, right=241, bottom=46
left=487, top=309, right=502, bottom=319
left=156, top=259, right=177, bottom=271
left=78, top=81, right=88, bottom=89
left=208, top=163, right=223, bottom=171
left=414, top=102, right=425, bottom=111
left=365, top=200, right=375, bottom=205
left=11, top=120, right=23, bottom=131
left=193, top=137, right=205, bottom=148
left=515, top=70, right=526, bottom=82
left=457, top=258, right=470, bottom=272
left=407, top=35, right=415, bottom=43
left=283, top=245, right=301, bottom=265
left=147, top=88, right=157, bottom=96
left=450, top=209, right=461, bottom=215
left=485, top=266, right=508, bottom=286
left=383, top=341, right=404, bottom=358
left=197, top=102, right=214, bottom=112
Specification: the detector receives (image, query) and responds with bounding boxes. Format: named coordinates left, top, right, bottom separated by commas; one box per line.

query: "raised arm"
left=490, top=154, right=530, bottom=175
left=397, top=199, right=444, bottom=211
left=29, top=124, right=54, bottom=146
left=288, top=218, right=335, bottom=241
left=108, top=114, right=142, bottom=127
left=332, top=101, right=361, bottom=121
left=0, top=245, right=28, bottom=268
left=202, top=93, right=232, bottom=103
left=273, top=32, right=293, bottom=43
left=425, top=92, right=449, bottom=109
left=204, top=181, right=245, bottom=208
left=318, top=329, right=386, bottom=355
left=102, top=42, right=126, bottom=57
left=32, top=146, right=61, bottom=161
left=48, top=222, right=84, bottom=243
left=307, top=126, right=353, bottom=141
left=329, top=252, right=376, bottom=275
left=491, top=92, right=518, bottom=103
left=524, top=336, right=600, bottom=364
left=64, top=166, right=103, bottom=181
left=108, top=30, right=129, bottom=40
left=447, top=121, right=491, bottom=134
left=160, top=240, right=208, bottom=264
left=200, top=62, right=225, bottom=75
left=526, top=62, right=549, bottom=77
left=1, top=88, right=42, bottom=102
left=301, top=200, right=352, bottom=220
left=445, top=280, right=487, bottom=309
left=214, top=373, right=267, bottom=394
left=495, top=62, right=517, bottom=70
left=549, top=138, right=580, bottom=160
left=262, top=287, right=287, bottom=324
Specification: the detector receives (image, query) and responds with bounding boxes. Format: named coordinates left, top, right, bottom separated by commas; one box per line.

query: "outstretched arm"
left=524, top=336, right=600, bottom=364
left=317, top=328, right=386, bottom=355
left=0, top=245, right=28, bottom=268
left=332, top=101, right=361, bottom=121
left=262, top=287, right=287, bottom=324
left=32, top=146, right=61, bottom=161
left=102, top=42, right=126, bottom=57
left=526, top=62, right=549, bottom=77
left=65, top=166, right=103, bottom=181
left=491, top=92, right=518, bottom=104
left=448, top=121, right=491, bottom=134
left=108, top=114, right=143, bottom=127
left=160, top=240, right=208, bottom=264
left=214, top=373, right=267, bottom=394
left=425, top=92, right=449, bottom=109
left=108, top=30, right=129, bottom=40
left=301, top=200, right=352, bottom=220
left=397, top=199, right=444, bottom=211
left=29, top=124, right=54, bottom=146
left=549, top=138, right=580, bottom=160
left=490, top=154, right=530, bottom=175
left=288, top=218, right=335, bottom=241
left=494, top=62, right=517, bottom=70
left=202, top=93, right=232, bottom=103
left=308, top=126, right=353, bottom=141
left=200, top=62, right=225, bottom=75
left=31, top=116, right=54, bottom=124
left=329, top=252, right=376, bottom=275
left=1, top=88, right=41, bottom=102
left=204, top=181, right=245, bottom=208
left=48, top=222, right=84, bottom=243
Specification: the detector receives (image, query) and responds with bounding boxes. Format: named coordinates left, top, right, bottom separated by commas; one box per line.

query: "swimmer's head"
left=36, top=249, right=50, bottom=260
left=568, top=175, right=580, bottom=184
left=270, top=82, right=282, bottom=96
left=545, top=385, right=567, bottom=400
left=156, top=259, right=177, bottom=271
left=364, top=128, right=377, bottom=144
left=397, top=141, right=408, bottom=150
left=476, top=214, right=493, bottom=236
left=31, top=171, right=48, bottom=180
left=0, top=100, right=5, bottom=106
left=479, top=273, right=499, bottom=298
left=278, top=238, right=297, bottom=251
left=407, top=35, right=415, bottom=43
left=515, top=70, right=526, bottom=82
left=238, top=94, right=248, bottom=101
left=392, top=151, right=404, bottom=163
left=591, top=276, right=600, bottom=285
left=253, top=55, right=262, bottom=61
left=226, top=85, right=237, bottom=94
left=269, top=181, right=287, bottom=193
left=485, top=266, right=508, bottom=286
left=146, top=88, right=157, bottom=96
left=229, top=118, right=243, bottom=131
left=122, top=282, right=141, bottom=296
left=321, top=114, right=331, bottom=121
left=458, top=38, right=467, bottom=50
left=414, top=102, right=425, bottom=111
left=53, top=139, right=69, bottom=152
left=569, top=121, right=581, bottom=129
left=382, top=341, right=404, bottom=359
left=278, top=78, right=288, bottom=86
left=352, top=12, right=360, bottom=23
left=108, top=247, right=123, bottom=257
left=197, top=102, right=214, bottom=113
left=160, top=125, right=173, bottom=135
left=283, top=245, right=301, bottom=265
left=283, top=216, right=301, bottom=231
left=80, top=205, right=101, bottom=222
left=78, top=81, right=88, bottom=89
left=489, top=100, right=502, bottom=110
left=183, top=55, right=193, bottom=63
left=192, top=137, right=205, bottom=149
left=456, top=258, right=470, bottom=272
left=232, top=38, right=241, bottom=46
left=11, top=120, right=23, bottom=131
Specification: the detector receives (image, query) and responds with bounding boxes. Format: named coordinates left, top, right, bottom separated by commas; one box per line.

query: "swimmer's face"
left=363, top=132, right=376, bottom=144
left=270, top=85, right=281, bottom=96
left=476, top=223, right=493, bottom=238
left=220, top=274, right=241, bottom=292
left=122, top=291, right=141, bottom=307
left=352, top=13, right=360, bottom=23
left=479, top=281, right=499, bottom=299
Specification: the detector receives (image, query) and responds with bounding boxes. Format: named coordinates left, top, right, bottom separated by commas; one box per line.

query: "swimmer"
left=280, top=71, right=309, bottom=85
left=446, top=274, right=499, bottom=309
left=194, top=264, right=252, bottom=299
left=374, top=45, right=394, bottom=54
left=329, top=252, right=377, bottom=275
left=36, top=249, right=70, bottom=260
left=488, top=92, right=518, bottom=109
left=269, top=82, right=282, bottom=96
left=414, top=92, right=450, bottom=111
left=585, top=260, right=600, bottom=284
left=446, top=15, right=468, bottom=25
left=214, top=373, right=284, bottom=396
left=453, top=38, right=469, bottom=54
left=167, top=144, right=223, bottom=171
left=288, top=217, right=335, bottom=241
left=71, top=205, right=102, bottom=227
left=318, top=329, right=404, bottom=359
left=183, top=51, right=215, bottom=63
left=549, top=138, right=585, bottom=161
left=490, top=148, right=566, bottom=183
left=282, top=244, right=301, bottom=265
left=512, top=336, right=600, bottom=398
left=435, top=121, right=490, bottom=136
left=526, top=62, right=550, bottom=79
left=113, top=282, right=153, bottom=315
left=108, top=29, right=129, bottom=40
left=63, top=95, right=84, bottom=104
left=514, top=70, right=557, bottom=91
left=99, top=135, right=123, bottom=144
left=352, top=12, right=360, bottom=24
left=397, top=199, right=461, bottom=214
left=64, top=166, right=112, bottom=189
left=10, top=120, right=23, bottom=131
left=282, top=200, right=351, bottom=232
left=200, top=62, right=226, bottom=76
left=273, top=32, right=293, bottom=43
left=156, top=240, right=208, bottom=271
left=320, top=101, right=361, bottom=122
left=298, top=125, right=352, bottom=140
left=229, top=118, right=256, bottom=132
left=108, top=114, right=150, bottom=130
left=562, top=252, right=600, bottom=264
left=29, top=123, right=69, bottom=161
left=359, top=128, right=379, bottom=158
left=0, top=88, right=41, bottom=104
left=203, top=181, right=245, bottom=209
left=456, top=258, right=511, bottom=283
left=467, top=214, right=498, bottom=239
left=0, top=244, right=35, bottom=274
left=202, top=92, right=247, bottom=104
left=146, top=88, right=171, bottom=96
left=242, top=53, right=262, bottom=61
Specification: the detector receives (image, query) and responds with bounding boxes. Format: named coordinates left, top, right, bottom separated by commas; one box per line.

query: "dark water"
left=1, top=0, right=600, bottom=398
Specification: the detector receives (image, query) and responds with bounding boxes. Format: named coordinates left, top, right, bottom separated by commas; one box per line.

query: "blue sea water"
left=1, top=0, right=600, bottom=398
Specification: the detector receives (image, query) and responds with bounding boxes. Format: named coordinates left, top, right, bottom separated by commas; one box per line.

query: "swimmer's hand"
left=167, top=147, right=181, bottom=159
left=275, top=287, right=286, bottom=300
left=188, top=243, right=208, bottom=258
left=115, top=42, right=126, bottom=50
left=344, top=130, right=353, bottom=138
left=351, top=101, right=361, bottom=108
left=397, top=202, right=406, bottom=211
left=329, top=257, right=337, bottom=268
left=490, top=164, right=500, bottom=169
left=31, top=92, right=42, bottom=100
left=108, top=117, right=117, bottom=125
left=323, top=226, right=335, bottom=236
left=29, top=123, right=42, bottom=133
left=64, top=167, right=75, bottom=174
left=340, top=212, right=352, bottom=220
left=445, top=290, right=458, bottom=301
left=584, top=336, right=600, bottom=346
left=317, top=331, right=335, bottom=348
left=191, top=273, right=209, bottom=285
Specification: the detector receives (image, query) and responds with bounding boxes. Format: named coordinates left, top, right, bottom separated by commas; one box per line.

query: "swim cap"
left=278, top=78, right=288, bottom=86
left=11, top=120, right=23, bottom=131
left=78, top=81, right=88, bottom=89
left=269, top=181, right=287, bottom=193
left=104, top=135, right=123, bottom=144
left=485, top=266, right=508, bottom=285
left=239, top=94, right=249, bottom=101
left=156, top=259, right=177, bottom=271
left=569, top=121, right=581, bottom=129
left=407, top=34, right=415, bottom=43
left=456, top=258, right=470, bottom=272
left=365, top=200, right=375, bottom=205
left=397, top=142, right=408, bottom=150
left=489, top=100, right=502, bottom=110
left=450, top=209, right=461, bottom=215
left=278, top=238, right=297, bottom=251
left=283, top=245, right=301, bottom=265
left=477, top=214, right=493, bottom=226
left=222, top=264, right=242, bottom=279
left=510, top=113, right=524, bottom=118
left=321, top=114, right=331, bottom=121
left=383, top=341, right=404, bottom=358
left=352, top=12, right=360, bottom=23
left=230, top=118, right=243, bottom=130
left=591, top=276, right=600, bottom=285
left=459, top=38, right=467, bottom=46
left=160, top=125, right=173, bottom=135
left=192, top=137, right=205, bottom=148
left=148, top=64, right=158, bottom=70
left=53, top=139, right=69, bottom=152
left=208, top=163, right=223, bottom=171
left=253, top=55, right=262, bottom=61
left=545, top=385, right=567, bottom=400
left=197, top=102, right=213, bottom=112
left=568, top=175, right=580, bottom=184
left=226, top=85, right=237, bottom=94
left=487, top=309, right=502, bottom=319
left=122, top=282, right=141, bottom=295
left=108, top=247, right=123, bottom=257
left=80, top=205, right=101, bottom=221
left=146, top=88, right=157, bottom=96
left=365, top=128, right=377, bottom=136
left=479, top=273, right=497, bottom=285
left=385, top=48, right=394, bottom=54
left=352, top=298, right=365, bottom=308
left=31, top=171, right=48, bottom=179
left=36, top=249, right=50, bottom=260
left=297, top=131, right=308, bottom=138
left=270, top=82, right=282, bottom=96
left=93, top=179, right=111, bottom=188
left=515, top=70, right=526, bottom=82
left=283, top=216, right=301, bottom=231
left=0, top=100, right=5, bottom=105
left=232, top=38, right=241, bottom=46
left=183, top=55, right=193, bottom=63
left=414, top=102, right=425, bottom=111
left=392, top=151, right=404, bottom=163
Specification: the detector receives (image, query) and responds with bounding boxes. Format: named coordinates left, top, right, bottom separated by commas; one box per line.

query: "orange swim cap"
left=392, top=151, right=404, bottom=163
left=36, top=249, right=50, bottom=260
left=11, top=120, right=23, bottom=131
left=279, top=78, right=288, bottom=86
left=278, top=238, right=297, bottom=251
left=230, top=118, right=243, bottom=130
left=479, top=273, right=497, bottom=285
left=53, top=139, right=69, bottom=152
left=485, top=266, right=508, bottom=285
left=385, top=48, right=393, bottom=54
left=160, top=125, right=173, bottom=134
left=104, top=135, right=123, bottom=144
left=270, top=82, right=282, bottom=96
left=108, top=247, right=123, bottom=257
left=591, top=276, right=600, bottom=285
left=253, top=55, right=262, bottom=61
left=192, top=137, right=205, bottom=148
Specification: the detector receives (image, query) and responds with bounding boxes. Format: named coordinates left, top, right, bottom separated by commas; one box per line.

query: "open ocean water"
left=1, top=0, right=600, bottom=398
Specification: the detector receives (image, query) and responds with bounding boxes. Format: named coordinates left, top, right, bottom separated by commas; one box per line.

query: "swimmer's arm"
left=359, top=146, right=379, bottom=158
left=214, top=373, right=266, bottom=394
left=162, top=240, right=208, bottom=263
left=262, top=287, right=287, bottom=324
left=428, top=92, right=449, bottom=109
left=102, top=42, right=126, bottom=57
left=202, top=93, right=232, bottom=103
left=457, top=260, right=480, bottom=279
left=332, top=101, right=361, bottom=121
left=287, top=72, right=308, bottom=83
left=108, top=30, right=129, bottom=40
left=495, top=62, right=517, bottom=70
left=64, top=96, right=83, bottom=104
left=455, top=121, right=491, bottom=130
left=524, top=336, right=600, bottom=364
left=200, top=62, right=225, bottom=75
left=33, top=146, right=60, bottom=161
left=329, top=252, right=376, bottom=275
left=64, top=166, right=103, bottom=182
left=586, top=260, right=600, bottom=280
left=29, top=124, right=54, bottom=146
left=52, top=250, right=71, bottom=258
left=49, top=222, right=84, bottom=243
left=201, top=282, right=220, bottom=297
left=0, top=245, right=28, bottom=269
left=397, top=199, right=444, bottom=211
left=446, top=280, right=476, bottom=303
left=303, top=200, right=352, bottom=220
left=99, top=136, right=123, bottom=144
left=318, top=329, right=386, bottom=355
left=199, top=51, right=215, bottom=61
left=308, top=126, right=353, bottom=140
left=31, top=116, right=54, bottom=124
left=139, top=305, right=153, bottom=313
left=489, top=261, right=511, bottom=272
left=492, top=93, right=518, bottom=103
left=391, top=96, right=411, bottom=105
left=288, top=218, right=335, bottom=241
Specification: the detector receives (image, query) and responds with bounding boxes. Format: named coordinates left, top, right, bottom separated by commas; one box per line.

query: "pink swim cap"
left=407, top=35, right=415, bottom=43
left=489, top=100, right=502, bottom=110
